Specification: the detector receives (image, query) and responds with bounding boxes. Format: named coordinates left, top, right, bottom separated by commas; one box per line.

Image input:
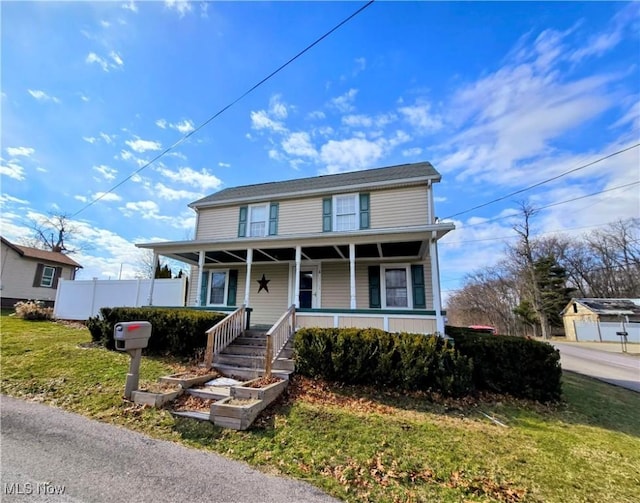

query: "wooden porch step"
left=171, top=410, right=210, bottom=421
left=212, top=363, right=292, bottom=381
left=186, top=386, right=230, bottom=401
left=233, top=336, right=267, bottom=347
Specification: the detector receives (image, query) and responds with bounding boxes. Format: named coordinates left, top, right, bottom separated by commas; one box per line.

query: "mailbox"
left=114, top=321, right=152, bottom=351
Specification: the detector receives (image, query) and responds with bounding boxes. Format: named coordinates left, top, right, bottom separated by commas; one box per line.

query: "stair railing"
left=264, top=305, right=296, bottom=377
left=204, top=305, right=246, bottom=368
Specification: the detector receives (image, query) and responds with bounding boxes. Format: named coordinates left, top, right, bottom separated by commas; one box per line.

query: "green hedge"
left=293, top=328, right=474, bottom=397
left=446, top=327, right=562, bottom=402
left=87, top=307, right=226, bottom=357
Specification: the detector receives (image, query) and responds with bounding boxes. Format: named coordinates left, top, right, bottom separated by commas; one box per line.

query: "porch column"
left=294, top=245, right=301, bottom=308
left=349, top=243, right=356, bottom=309
left=244, top=248, right=253, bottom=306
left=195, top=250, right=205, bottom=306
left=147, top=251, right=159, bottom=305
left=429, top=237, right=445, bottom=334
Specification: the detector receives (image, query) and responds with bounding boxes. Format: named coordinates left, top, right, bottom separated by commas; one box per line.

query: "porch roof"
left=137, top=223, right=454, bottom=266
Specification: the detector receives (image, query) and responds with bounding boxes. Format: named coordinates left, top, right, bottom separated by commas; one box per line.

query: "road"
left=553, top=342, right=640, bottom=393
left=0, top=395, right=340, bottom=503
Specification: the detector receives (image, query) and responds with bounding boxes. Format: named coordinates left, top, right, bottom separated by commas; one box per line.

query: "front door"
left=290, top=265, right=318, bottom=308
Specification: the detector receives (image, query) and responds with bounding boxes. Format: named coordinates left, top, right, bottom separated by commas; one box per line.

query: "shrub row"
left=14, top=300, right=54, bottom=321
left=293, top=328, right=474, bottom=397
left=87, top=307, right=226, bottom=357
left=446, top=327, right=562, bottom=402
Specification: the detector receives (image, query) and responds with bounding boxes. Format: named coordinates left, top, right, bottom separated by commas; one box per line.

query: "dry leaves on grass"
left=172, top=394, right=214, bottom=412
left=447, top=470, right=527, bottom=502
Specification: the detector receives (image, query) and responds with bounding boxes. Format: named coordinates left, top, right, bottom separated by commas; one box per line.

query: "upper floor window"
left=249, top=204, right=267, bottom=237
left=33, top=263, right=61, bottom=289
left=238, top=202, right=279, bottom=237
left=323, top=193, right=369, bottom=232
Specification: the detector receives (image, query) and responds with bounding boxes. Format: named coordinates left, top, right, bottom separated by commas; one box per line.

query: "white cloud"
left=93, top=164, right=117, bottom=181
left=80, top=94, right=90, bottom=102
left=156, top=119, right=168, bottom=129
left=100, top=20, right=111, bottom=28
left=250, top=110, right=286, bottom=132
left=342, top=113, right=396, bottom=129
left=121, top=200, right=161, bottom=219
left=269, top=95, right=288, bottom=120
left=86, top=52, right=123, bottom=72
left=27, top=89, right=60, bottom=103
left=402, top=147, right=423, bottom=157
left=218, top=162, right=231, bottom=168
left=329, top=88, right=358, bottom=113
left=172, top=119, right=195, bottom=134
left=109, top=51, right=124, bottom=67
left=308, top=111, right=326, bottom=120
left=0, top=193, right=28, bottom=206
left=165, top=0, right=192, bottom=17
left=154, top=182, right=201, bottom=201
left=125, top=138, right=162, bottom=153
left=282, top=132, right=317, bottom=158
left=157, top=166, right=222, bottom=190
left=399, top=102, right=443, bottom=132
left=320, top=138, right=384, bottom=174
left=0, top=161, right=25, bottom=181
left=6, top=147, right=34, bottom=157
left=92, top=191, right=122, bottom=202
left=122, top=1, right=137, bottom=12
left=99, top=132, right=115, bottom=144
left=83, top=136, right=97, bottom=144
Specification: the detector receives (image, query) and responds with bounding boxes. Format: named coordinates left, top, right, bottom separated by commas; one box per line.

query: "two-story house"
left=138, top=161, right=454, bottom=335
left=1, top=236, right=83, bottom=308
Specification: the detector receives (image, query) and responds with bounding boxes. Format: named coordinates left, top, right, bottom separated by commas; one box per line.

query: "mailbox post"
left=114, top=321, right=152, bottom=399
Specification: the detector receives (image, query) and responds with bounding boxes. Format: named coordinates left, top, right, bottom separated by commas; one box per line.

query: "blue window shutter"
left=359, top=193, right=370, bottom=229
left=368, top=265, right=381, bottom=309
left=322, top=198, right=332, bottom=232
left=200, top=270, right=209, bottom=306
left=268, top=202, right=279, bottom=236
left=238, top=206, right=248, bottom=237
left=411, top=264, right=426, bottom=309
left=227, top=269, right=238, bottom=306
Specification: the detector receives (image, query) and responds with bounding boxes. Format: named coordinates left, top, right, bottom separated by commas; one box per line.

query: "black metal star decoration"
left=257, top=273, right=270, bottom=293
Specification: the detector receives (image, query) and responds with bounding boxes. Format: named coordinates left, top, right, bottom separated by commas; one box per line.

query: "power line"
left=442, top=143, right=640, bottom=220
left=447, top=180, right=640, bottom=230
left=71, top=1, right=376, bottom=218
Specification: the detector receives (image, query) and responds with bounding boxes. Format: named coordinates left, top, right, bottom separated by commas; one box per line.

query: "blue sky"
left=1, top=1, right=639, bottom=300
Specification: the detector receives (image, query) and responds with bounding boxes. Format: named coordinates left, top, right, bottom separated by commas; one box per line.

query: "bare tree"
left=28, top=213, right=84, bottom=254
left=135, top=249, right=157, bottom=279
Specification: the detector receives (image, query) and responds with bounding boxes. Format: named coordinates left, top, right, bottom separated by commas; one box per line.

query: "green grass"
left=2, top=313, right=639, bottom=502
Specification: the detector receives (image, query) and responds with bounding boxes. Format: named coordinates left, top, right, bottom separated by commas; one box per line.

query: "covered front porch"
left=138, top=224, right=453, bottom=335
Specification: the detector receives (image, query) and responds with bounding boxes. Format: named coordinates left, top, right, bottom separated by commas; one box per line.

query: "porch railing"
left=204, top=305, right=246, bottom=368
left=264, top=305, right=296, bottom=378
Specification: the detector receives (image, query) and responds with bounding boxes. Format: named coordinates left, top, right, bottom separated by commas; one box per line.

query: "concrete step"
left=213, top=363, right=292, bottom=381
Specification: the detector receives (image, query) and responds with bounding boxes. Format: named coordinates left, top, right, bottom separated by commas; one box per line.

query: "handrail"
left=204, top=305, right=246, bottom=368
left=264, top=305, right=296, bottom=377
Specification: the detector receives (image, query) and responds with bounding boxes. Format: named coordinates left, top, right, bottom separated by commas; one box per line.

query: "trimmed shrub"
left=294, top=327, right=474, bottom=396
left=446, top=328, right=562, bottom=402
left=14, top=300, right=54, bottom=321
left=86, top=307, right=226, bottom=357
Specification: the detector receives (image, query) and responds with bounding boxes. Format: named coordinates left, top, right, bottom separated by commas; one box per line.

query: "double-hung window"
left=40, top=266, right=56, bottom=287
left=382, top=266, right=411, bottom=309
left=334, top=194, right=358, bottom=232
left=248, top=204, right=268, bottom=237
left=209, top=271, right=228, bottom=305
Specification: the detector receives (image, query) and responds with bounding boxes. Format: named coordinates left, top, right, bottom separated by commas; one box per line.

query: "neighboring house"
left=138, top=161, right=454, bottom=334
left=0, top=237, right=83, bottom=308
left=561, top=298, right=640, bottom=343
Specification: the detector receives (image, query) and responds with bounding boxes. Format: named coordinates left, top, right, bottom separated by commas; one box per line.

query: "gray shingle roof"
left=576, top=298, right=640, bottom=316
left=191, top=161, right=440, bottom=207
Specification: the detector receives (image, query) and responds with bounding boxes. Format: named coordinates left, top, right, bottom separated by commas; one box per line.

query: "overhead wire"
left=442, top=143, right=640, bottom=220
left=71, top=0, right=376, bottom=218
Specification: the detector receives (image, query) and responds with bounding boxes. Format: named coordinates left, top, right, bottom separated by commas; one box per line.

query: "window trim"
left=247, top=203, right=269, bottom=237
left=207, top=269, right=230, bottom=306
left=332, top=193, right=360, bottom=232
left=381, top=264, right=413, bottom=309
left=40, top=265, right=56, bottom=288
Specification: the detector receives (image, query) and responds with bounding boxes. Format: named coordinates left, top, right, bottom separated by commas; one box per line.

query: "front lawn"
left=1, top=313, right=639, bottom=502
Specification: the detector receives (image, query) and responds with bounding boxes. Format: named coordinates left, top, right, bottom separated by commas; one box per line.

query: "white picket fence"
left=54, top=277, right=187, bottom=320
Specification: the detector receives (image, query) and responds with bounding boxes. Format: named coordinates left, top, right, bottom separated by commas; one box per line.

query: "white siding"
left=320, top=262, right=350, bottom=309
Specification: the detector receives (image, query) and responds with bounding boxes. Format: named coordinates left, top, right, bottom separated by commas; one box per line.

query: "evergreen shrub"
left=86, top=307, right=226, bottom=357
left=294, top=327, right=474, bottom=396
